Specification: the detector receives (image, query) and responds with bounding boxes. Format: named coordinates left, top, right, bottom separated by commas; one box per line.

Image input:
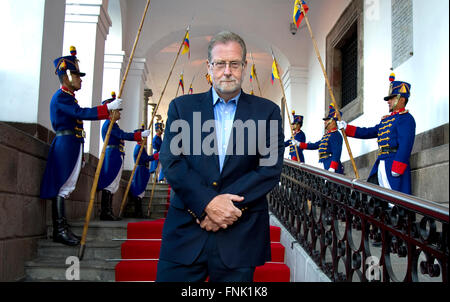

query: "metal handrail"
left=283, top=159, right=449, bottom=223
left=269, top=159, right=448, bottom=282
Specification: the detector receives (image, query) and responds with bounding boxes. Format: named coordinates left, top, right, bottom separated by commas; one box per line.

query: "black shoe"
left=100, top=190, right=121, bottom=221
left=52, top=197, right=80, bottom=246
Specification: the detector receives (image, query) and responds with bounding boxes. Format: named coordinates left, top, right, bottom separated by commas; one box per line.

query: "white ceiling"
left=108, top=0, right=323, bottom=117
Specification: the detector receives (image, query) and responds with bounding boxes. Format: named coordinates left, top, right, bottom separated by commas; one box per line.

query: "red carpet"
left=115, top=220, right=290, bottom=282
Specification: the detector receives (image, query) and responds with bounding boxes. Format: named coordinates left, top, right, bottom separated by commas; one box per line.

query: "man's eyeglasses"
left=210, top=61, right=245, bottom=71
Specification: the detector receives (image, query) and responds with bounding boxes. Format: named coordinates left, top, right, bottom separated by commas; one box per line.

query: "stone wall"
left=0, top=122, right=128, bottom=281
left=342, top=123, right=449, bottom=206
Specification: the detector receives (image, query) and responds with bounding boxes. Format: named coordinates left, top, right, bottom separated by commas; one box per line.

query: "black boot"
left=123, top=193, right=135, bottom=218
left=134, top=197, right=144, bottom=218
left=62, top=217, right=81, bottom=240
left=52, top=196, right=80, bottom=246
left=100, top=190, right=121, bottom=221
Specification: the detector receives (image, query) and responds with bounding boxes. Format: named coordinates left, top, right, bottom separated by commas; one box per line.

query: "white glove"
left=328, top=168, right=335, bottom=173
left=141, top=130, right=151, bottom=138
left=292, top=140, right=301, bottom=147
left=391, top=171, right=400, bottom=177
left=107, top=98, right=122, bottom=111
left=337, top=120, right=347, bottom=130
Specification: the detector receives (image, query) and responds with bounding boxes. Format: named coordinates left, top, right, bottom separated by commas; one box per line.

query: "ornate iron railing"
left=268, top=160, right=448, bottom=282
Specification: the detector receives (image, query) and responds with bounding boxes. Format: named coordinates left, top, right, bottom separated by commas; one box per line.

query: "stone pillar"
left=98, top=51, right=125, bottom=157
left=143, top=88, right=153, bottom=129
left=282, top=66, right=309, bottom=156
left=119, top=57, right=148, bottom=170
left=0, top=0, right=66, bottom=136
left=63, top=0, right=111, bottom=155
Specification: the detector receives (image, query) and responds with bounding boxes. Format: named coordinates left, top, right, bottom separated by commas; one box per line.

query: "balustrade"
left=268, top=160, right=448, bottom=282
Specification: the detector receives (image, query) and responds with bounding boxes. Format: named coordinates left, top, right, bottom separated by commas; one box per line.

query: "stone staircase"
left=24, top=219, right=144, bottom=281
left=24, top=182, right=171, bottom=282
left=123, top=182, right=170, bottom=219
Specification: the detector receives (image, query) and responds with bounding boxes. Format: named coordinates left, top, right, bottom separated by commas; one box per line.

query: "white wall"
left=300, top=0, right=449, bottom=166
left=302, top=0, right=351, bottom=168
left=0, top=0, right=65, bottom=129
left=340, top=0, right=449, bottom=163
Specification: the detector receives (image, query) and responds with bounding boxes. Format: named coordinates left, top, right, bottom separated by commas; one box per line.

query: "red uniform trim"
left=391, top=107, right=406, bottom=116
left=391, top=160, right=407, bottom=175
left=330, top=161, right=339, bottom=170
left=326, top=127, right=338, bottom=134
left=291, top=156, right=298, bottom=162
left=97, top=104, right=110, bottom=119
left=299, top=142, right=308, bottom=149
left=134, top=131, right=142, bottom=142
left=345, top=125, right=357, bottom=137
left=153, top=152, right=159, bottom=161
left=61, top=86, right=75, bottom=97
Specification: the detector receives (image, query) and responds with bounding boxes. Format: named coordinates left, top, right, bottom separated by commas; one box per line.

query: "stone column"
left=282, top=66, right=309, bottom=156
left=143, top=88, right=153, bottom=129
left=119, top=57, right=148, bottom=170
left=98, top=51, right=126, bottom=157
left=63, top=0, right=111, bottom=156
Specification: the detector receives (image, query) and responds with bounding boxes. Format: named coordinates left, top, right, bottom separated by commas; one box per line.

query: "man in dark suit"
left=156, top=31, right=284, bottom=282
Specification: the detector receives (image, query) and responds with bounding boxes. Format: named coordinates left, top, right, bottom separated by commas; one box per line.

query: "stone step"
left=143, top=192, right=169, bottom=199
left=145, top=182, right=169, bottom=191
left=37, top=240, right=122, bottom=260
left=46, top=218, right=149, bottom=242
left=24, top=257, right=117, bottom=282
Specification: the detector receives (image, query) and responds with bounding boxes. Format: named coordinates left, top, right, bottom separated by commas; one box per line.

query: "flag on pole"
left=293, top=0, right=309, bottom=29
left=250, top=64, right=256, bottom=82
left=271, top=60, right=280, bottom=85
left=181, top=31, right=190, bottom=58
left=206, top=73, right=212, bottom=86
left=188, top=84, right=193, bottom=94
left=178, top=73, right=185, bottom=94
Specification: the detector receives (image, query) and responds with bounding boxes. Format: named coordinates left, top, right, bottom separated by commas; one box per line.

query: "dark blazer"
left=158, top=88, right=284, bottom=269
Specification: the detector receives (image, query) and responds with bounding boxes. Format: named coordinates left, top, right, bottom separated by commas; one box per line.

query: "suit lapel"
left=200, top=89, right=221, bottom=174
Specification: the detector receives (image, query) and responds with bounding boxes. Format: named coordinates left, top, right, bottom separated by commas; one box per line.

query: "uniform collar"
left=61, top=86, right=75, bottom=97
left=326, top=127, right=338, bottom=134
left=390, top=107, right=406, bottom=116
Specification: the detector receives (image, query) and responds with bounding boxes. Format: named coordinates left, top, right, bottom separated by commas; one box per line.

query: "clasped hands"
left=196, top=194, right=244, bottom=232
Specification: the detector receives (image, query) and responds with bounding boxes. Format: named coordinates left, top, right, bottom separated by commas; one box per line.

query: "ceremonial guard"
left=97, top=93, right=151, bottom=220
left=284, top=111, right=306, bottom=162
left=40, top=46, right=122, bottom=246
left=299, top=105, right=344, bottom=174
left=149, top=121, right=164, bottom=181
left=125, top=125, right=159, bottom=218
left=338, top=74, right=415, bottom=194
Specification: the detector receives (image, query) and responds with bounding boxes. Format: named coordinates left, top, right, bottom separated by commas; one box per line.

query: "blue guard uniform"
left=126, top=126, right=159, bottom=218
left=344, top=75, right=415, bottom=194
left=40, top=46, right=110, bottom=246
left=284, top=112, right=306, bottom=162
left=300, top=105, right=344, bottom=174
left=149, top=121, right=164, bottom=181
left=41, top=48, right=110, bottom=199
left=97, top=92, right=143, bottom=221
